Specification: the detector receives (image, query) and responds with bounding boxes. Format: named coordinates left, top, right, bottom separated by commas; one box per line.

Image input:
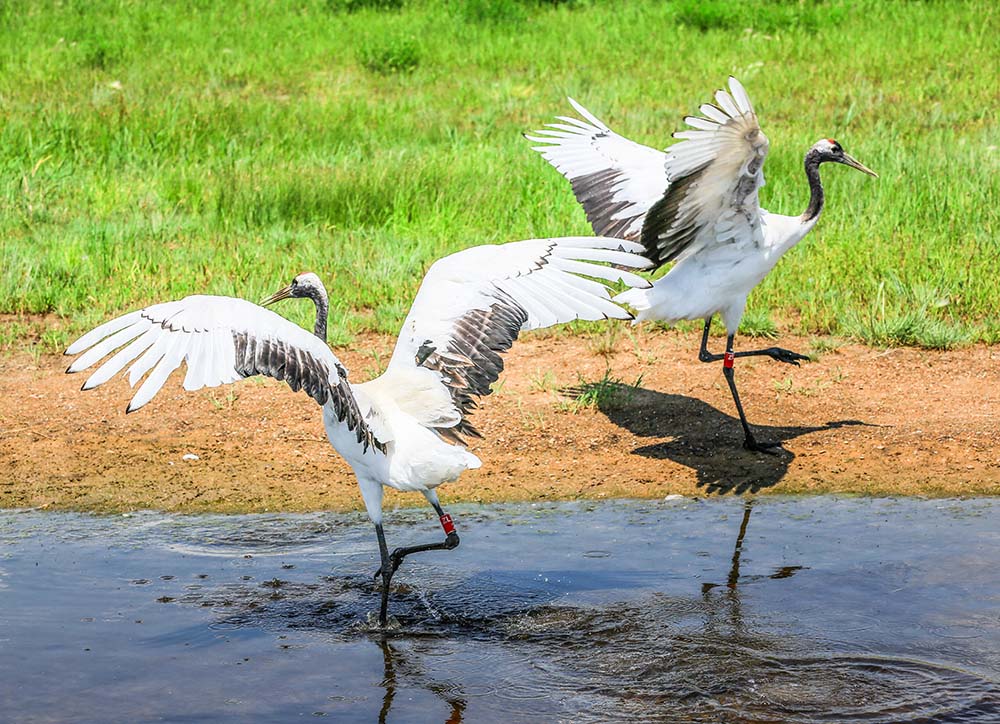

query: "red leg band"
left=724, top=351, right=735, bottom=369
left=439, top=513, right=456, bottom=536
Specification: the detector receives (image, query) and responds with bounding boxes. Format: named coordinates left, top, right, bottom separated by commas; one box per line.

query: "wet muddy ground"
left=2, top=497, right=998, bottom=722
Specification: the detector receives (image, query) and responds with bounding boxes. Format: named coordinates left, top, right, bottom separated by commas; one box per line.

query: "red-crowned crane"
left=527, top=77, right=876, bottom=452
left=65, top=236, right=652, bottom=625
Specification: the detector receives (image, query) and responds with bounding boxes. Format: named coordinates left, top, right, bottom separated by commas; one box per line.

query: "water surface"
left=1, top=497, right=998, bottom=722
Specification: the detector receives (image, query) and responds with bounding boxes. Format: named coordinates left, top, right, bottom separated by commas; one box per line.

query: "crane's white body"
left=618, top=210, right=818, bottom=331
left=66, top=237, right=652, bottom=525
left=526, top=79, right=816, bottom=335
left=323, top=382, right=481, bottom=523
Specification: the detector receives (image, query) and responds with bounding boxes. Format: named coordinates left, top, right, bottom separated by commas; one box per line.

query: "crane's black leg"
left=720, top=333, right=782, bottom=454
left=375, top=495, right=459, bottom=585
left=698, top=317, right=716, bottom=362
left=698, top=317, right=796, bottom=453
left=698, top=316, right=808, bottom=367
left=374, top=522, right=393, bottom=627
left=740, top=346, right=810, bottom=365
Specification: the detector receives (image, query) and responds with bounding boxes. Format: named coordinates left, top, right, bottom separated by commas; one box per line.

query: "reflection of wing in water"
left=378, top=639, right=465, bottom=724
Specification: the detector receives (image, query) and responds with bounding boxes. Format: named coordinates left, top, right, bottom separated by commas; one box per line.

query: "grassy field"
left=0, top=0, right=997, bottom=354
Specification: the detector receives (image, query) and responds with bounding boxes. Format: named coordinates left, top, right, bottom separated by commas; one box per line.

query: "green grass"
left=738, top=308, right=780, bottom=340
left=0, top=0, right=996, bottom=352
left=842, top=277, right=974, bottom=349
left=560, top=368, right=644, bottom=413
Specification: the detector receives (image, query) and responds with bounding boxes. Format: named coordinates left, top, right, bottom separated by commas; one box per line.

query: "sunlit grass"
left=842, top=278, right=975, bottom=349
left=738, top=309, right=780, bottom=340
left=559, top=368, right=644, bottom=414
left=0, top=0, right=996, bottom=351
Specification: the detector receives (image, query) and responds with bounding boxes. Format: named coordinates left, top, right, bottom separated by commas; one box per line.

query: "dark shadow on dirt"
left=564, top=382, right=870, bottom=495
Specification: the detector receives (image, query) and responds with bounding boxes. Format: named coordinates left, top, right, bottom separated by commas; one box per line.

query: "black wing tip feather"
left=419, top=293, right=529, bottom=445
left=231, top=330, right=385, bottom=454
left=570, top=168, right=644, bottom=242
left=639, top=162, right=712, bottom=267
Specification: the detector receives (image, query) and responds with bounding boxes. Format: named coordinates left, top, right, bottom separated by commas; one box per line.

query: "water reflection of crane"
left=701, top=498, right=805, bottom=635
left=378, top=639, right=465, bottom=724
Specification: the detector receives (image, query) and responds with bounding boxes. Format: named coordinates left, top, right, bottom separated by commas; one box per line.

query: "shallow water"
left=1, top=497, right=998, bottom=723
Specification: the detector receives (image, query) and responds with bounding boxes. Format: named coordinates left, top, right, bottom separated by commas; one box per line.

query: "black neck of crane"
left=802, top=150, right=824, bottom=222
left=306, top=289, right=329, bottom=343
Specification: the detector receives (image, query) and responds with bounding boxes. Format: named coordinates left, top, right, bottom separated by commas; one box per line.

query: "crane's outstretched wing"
left=640, top=76, right=769, bottom=267
left=65, top=295, right=383, bottom=452
left=525, top=99, right=668, bottom=241
left=373, top=237, right=653, bottom=443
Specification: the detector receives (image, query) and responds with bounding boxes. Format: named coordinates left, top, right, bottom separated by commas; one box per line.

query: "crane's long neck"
left=306, top=289, right=329, bottom=343
left=802, top=151, right=824, bottom=222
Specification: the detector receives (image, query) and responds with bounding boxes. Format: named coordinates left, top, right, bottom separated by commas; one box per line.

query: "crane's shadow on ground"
left=564, top=381, right=870, bottom=495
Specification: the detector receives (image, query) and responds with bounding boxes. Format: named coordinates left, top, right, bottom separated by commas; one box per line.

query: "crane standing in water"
left=65, top=236, right=652, bottom=626
left=527, top=77, right=877, bottom=453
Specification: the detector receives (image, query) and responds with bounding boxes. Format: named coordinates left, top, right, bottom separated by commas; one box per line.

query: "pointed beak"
left=840, top=152, right=878, bottom=178
left=260, top=284, right=293, bottom=307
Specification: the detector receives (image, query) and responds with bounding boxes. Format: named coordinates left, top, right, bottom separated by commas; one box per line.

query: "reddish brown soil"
left=2, top=327, right=998, bottom=513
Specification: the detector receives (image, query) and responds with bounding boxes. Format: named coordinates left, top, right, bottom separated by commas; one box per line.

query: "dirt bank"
left=2, top=327, right=998, bottom=513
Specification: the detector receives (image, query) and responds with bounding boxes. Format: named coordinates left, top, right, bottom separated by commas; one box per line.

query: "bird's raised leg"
left=372, top=514, right=463, bottom=625
left=697, top=317, right=808, bottom=367
left=720, top=334, right=783, bottom=454
left=372, top=493, right=460, bottom=621
left=737, top=346, right=809, bottom=365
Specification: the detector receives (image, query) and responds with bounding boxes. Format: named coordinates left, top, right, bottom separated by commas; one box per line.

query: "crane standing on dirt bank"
left=527, top=77, right=877, bottom=453
left=64, top=236, right=651, bottom=626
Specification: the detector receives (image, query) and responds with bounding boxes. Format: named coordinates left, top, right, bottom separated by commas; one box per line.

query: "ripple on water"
left=726, top=654, right=1000, bottom=723
left=4, top=500, right=1000, bottom=724
left=141, top=566, right=1000, bottom=722
left=164, top=517, right=352, bottom=557
left=484, top=598, right=1000, bottom=724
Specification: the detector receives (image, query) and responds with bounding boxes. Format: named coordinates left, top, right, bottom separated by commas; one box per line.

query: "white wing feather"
left=526, top=100, right=668, bottom=240
left=641, top=76, right=770, bottom=265
left=65, top=295, right=381, bottom=450
left=389, top=236, right=651, bottom=364
left=368, top=236, right=653, bottom=441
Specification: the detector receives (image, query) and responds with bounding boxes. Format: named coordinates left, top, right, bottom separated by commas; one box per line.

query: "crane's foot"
left=765, top=347, right=810, bottom=366
left=743, top=435, right=783, bottom=455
